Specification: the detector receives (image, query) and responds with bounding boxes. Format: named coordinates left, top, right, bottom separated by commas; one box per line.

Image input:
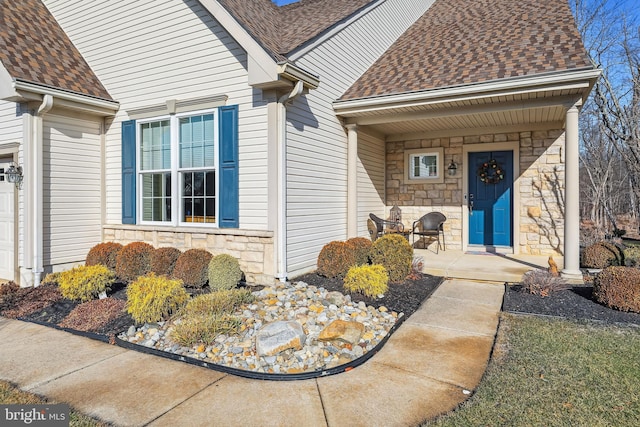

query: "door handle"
left=468, top=193, right=474, bottom=213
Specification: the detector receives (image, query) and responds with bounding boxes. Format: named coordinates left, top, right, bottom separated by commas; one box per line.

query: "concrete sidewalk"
left=0, top=279, right=504, bottom=427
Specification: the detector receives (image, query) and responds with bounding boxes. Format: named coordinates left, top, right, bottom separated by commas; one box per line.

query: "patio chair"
left=367, top=218, right=380, bottom=241
left=412, top=212, right=446, bottom=253
left=369, top=213, right=404, bottom=238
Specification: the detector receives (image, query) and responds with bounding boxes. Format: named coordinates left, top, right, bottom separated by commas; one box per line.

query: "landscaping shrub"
left=58, top=265, right=116, bottom=302
left=169, top=288, right=253, bottom=346
left=520, top=269, right=569, bottom=297
left=115, top=242, right=154, bottom=283
left=593, top=266, right=640, bottom=313
left=179, top=289, right=254, bottom=316
left=85, top=242, right=123, bottom=271
left=581, top=241, right=624, bottom=269
left=170, top=313, right=242, bottom=347
left=126, top=273, right=189, bottom=324
left=41, top=272, right=61, bottom=286
left=623, top=246, right=640, bottom=267
left=150, top=247, right=182, bottom=277
left=173, top=249, right=213, bottom=288
left=369, top=234, right=413, bottom=283
left=317, top=241, right=356, bottom=278
left=208, top=254, right=243, bottom=291
left=345, top=237, right=372, bottom=266
left=343, top=264, right=389, bottom=298
left=59, top=298, right=126, bottom=332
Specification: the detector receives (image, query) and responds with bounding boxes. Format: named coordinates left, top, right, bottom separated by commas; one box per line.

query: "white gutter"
left=13, top=80, right=118, bottom=115
left=31, top=94, right=53, bottom=287
left=334, top=68, right=602, bottom=115
left=276, top=80, right=304, bottom=281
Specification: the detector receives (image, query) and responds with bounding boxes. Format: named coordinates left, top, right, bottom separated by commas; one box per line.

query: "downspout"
left=32, top=94, right=53, bottom=287
left=276, top=80, right=304, bottom=281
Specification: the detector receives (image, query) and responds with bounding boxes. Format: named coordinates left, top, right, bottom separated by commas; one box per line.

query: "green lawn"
left=0, top=381, right=109, bottom=427
left=426, top=314, right=640, bottom=426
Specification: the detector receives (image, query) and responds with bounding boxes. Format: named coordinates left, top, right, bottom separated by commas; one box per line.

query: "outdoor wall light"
left=5, top=161, right=23, bottom=189
left=447, top=160, right=457, bottom=176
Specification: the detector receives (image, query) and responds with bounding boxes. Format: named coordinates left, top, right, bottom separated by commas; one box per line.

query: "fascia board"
left=13, top=80, right=119, bottom=116
left=198, top=0, right=279, bottom=84
left=334, top=68, right=602, bottom=115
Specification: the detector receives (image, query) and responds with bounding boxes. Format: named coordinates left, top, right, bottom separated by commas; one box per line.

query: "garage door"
left=0, top=159, right=15, bottom=281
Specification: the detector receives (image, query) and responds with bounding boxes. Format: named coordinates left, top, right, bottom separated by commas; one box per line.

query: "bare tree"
left=573, top=0, right=640, bottom=237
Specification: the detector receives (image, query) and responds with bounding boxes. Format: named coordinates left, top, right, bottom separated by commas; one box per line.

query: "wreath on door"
left=477, top=159, right=505, bottom=184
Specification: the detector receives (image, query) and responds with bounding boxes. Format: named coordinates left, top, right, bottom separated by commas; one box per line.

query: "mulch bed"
left=0, top=273, right=444, bottom=341
left=503, top=277, right=640, bottom=326
left=295, top=272, right=444, bottom=318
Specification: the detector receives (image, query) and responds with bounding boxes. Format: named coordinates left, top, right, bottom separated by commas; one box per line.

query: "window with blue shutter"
left=218, top=105, right=239, bottom=228
left=125, top=105, right=239, bottom=228
left=122, top=120, right=136, bottom=224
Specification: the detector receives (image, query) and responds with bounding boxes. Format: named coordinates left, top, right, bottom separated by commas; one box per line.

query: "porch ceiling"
left=334, top=69, right=600, bottom=139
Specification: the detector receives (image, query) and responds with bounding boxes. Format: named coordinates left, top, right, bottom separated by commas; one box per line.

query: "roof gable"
left=217, top=0, right=374, bottom=59
left=0, top=0, right=112, bottom=100
left=340, top=0, right=594, bottom=101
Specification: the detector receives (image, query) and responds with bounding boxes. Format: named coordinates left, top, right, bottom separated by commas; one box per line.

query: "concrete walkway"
left=0, top=279, right=504, bottom=427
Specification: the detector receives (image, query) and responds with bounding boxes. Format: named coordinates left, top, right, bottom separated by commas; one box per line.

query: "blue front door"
left=468, top=151, right=513, bottom=247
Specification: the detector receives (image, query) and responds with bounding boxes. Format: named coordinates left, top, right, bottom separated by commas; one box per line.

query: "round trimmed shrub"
left=317, top=241, right=356, bottom=278
left=623, top=246, right=640, bottom=267
left=581, top=241, right=624, bottom=269
left=369, top=234, right=413, bottom=283
left=345, top=237, right=372, bottom=266
left=173, top=249, right=213, bottom=288
left=126, top=273, right=189, bottom=324
left=208, top=254, right=243, bottom=291
left=86, top=242, right=123, bottom=271
left=115, top=242, right=155, bottom=283
left=343, top=264, right=389, bottom=298
left=151, top=247, right=182, bottom=277
left=58, top=265, right=116, bottom=302
left=593, top=266, right=640, bottom=313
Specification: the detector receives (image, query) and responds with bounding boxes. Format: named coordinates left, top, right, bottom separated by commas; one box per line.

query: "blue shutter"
left=218, top=105, right=239, bottom=228
left=122, top=120, right=136, bottom=224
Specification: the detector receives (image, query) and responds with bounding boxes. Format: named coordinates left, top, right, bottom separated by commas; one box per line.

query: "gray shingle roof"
left=340, top=0, right=594, bottom=101
left=0, top=0, right=112, bottom=100
left=218, top=0, right=373, bottom=59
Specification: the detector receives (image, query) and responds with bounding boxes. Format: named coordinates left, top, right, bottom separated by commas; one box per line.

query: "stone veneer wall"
left=385, top=129, right=565, bottom=255
left=103, top=225, right=275, bottom=285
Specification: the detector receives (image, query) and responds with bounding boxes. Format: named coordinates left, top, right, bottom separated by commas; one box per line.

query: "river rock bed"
left=119, top=281, right=400, bottom=374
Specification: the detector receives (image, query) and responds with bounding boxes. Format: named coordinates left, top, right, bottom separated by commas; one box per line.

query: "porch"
left=415, top=248, right=560, bottom=283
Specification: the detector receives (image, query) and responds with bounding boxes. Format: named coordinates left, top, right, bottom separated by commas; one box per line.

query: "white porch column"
left=346, top=124, right=358, bottom=238
left=562, top=103, right=582, bottom=279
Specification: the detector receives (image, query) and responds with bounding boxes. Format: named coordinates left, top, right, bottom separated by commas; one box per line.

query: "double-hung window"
left=138, top=111, right=218, bottom=226
left=122, top=104, right=238, bottom=228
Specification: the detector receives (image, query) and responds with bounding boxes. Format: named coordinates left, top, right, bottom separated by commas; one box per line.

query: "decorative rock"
left=127, top=326, right=136, bottom=337
left=318, top=320, right=365, bottom=344
left=256, top=321, right=307, bottom=356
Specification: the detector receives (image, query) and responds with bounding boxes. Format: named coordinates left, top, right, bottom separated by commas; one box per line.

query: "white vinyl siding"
left=285, top=0, right=436, bottom=275
left=357, top=132, right=386, bottom=237
left=44, top=0, right=269, bottom=230
left=0, top=101, right=22, bottom=142
left=0, top=100, right=23, bottom=275
left=43, top=114, right=102, bottom=266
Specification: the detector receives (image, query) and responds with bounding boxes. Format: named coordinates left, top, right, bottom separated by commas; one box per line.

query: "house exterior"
left=0, top=0, right=599, bottom=287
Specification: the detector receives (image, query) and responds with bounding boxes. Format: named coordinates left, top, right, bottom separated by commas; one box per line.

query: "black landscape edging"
left=10, top=275, right=442, bottom=380
left=16, top=317, right=112, bottom=343
left=114, top=313, right=407, bottom=381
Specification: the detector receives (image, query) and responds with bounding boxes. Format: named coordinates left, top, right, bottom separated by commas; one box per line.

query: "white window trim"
left=404, top=147, right=444, bottom=184
left=136, top=108, right=219, bottom=227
